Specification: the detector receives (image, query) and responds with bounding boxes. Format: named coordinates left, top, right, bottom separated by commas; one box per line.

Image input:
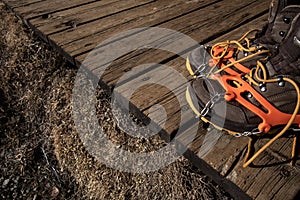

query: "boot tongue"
left=256, top=4, right=300, bottom=46
left=268, top=0, right=299, bottom=24
left=258, top=6, right=300, bottom=77
left=267, top=13, right=300, bottom=77
left=268, top=0, right=284, bottom=24
left=270, top=6, right=300, bottom=44
left=265, top=0, right=292, bottom=38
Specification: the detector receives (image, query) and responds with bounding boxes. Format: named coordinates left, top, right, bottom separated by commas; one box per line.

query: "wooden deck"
left=3, top=0, right=300, bottom=199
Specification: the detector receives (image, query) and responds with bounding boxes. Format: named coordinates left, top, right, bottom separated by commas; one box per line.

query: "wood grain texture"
left=2, top=0, right=43, bottom=8
left=55, top=0, right=219, bottom=59
left=13, top=0, right=98, bottom=19
left=72, top=0, right=269, bottom=62
left=3, top=0, right=300, bottom=199
left=30, top=0, right=155, bottom=35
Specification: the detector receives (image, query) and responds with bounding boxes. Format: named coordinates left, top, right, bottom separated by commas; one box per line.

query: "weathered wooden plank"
left=75, top=0, right=269, bottom=67
left=271, top=173, right=300, bottom=200
left=228, top=142, right=300, bottom=200
left=53, top=0, right=220, bottom=59
left=78, top=16, right=266, bottom=124
left=13, top=0, right=98, bottom=19
left=218, top=132, right=299, bottom=200
left=260, top=135, right=294, bottom=162
left=94, top=13, right=268, bottom=124
left=255, top=169, right=284, bottom=199
left=112, top=60, right=189, bottom=135
left=158, top=0, right=269, bottom=40
left=87, top=49, right=177, bottom=86
left=29, top=0, right=155, bottom=35
left=246, top=154, right=288, bottom=195
left=2, top=0, right=42, bottom=9
left=253, top=167, right=298, bottom=200
left=229, top=136, right=292, bottom=196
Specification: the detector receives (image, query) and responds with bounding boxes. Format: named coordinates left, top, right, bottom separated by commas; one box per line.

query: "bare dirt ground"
left=0, top=4, right=232, bottom=199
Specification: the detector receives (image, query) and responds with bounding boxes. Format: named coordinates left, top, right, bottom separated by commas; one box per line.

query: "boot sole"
left=186, top=57, right=197, bottom=78
left=185, top=83, right=242, bottom=136
left=186, top=57, right=240, bottom=134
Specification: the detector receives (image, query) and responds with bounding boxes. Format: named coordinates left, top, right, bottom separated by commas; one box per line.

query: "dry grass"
left=0, top=4, right=231, bottom=199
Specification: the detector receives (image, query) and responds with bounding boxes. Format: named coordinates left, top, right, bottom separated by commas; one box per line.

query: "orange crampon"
left=208, top=47, right=300, bottom=167
left=186, top=3, right=300, bottom=167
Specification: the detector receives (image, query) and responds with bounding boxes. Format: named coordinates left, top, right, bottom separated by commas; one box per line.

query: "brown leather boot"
left=186, top=4, right=300, bottom=167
